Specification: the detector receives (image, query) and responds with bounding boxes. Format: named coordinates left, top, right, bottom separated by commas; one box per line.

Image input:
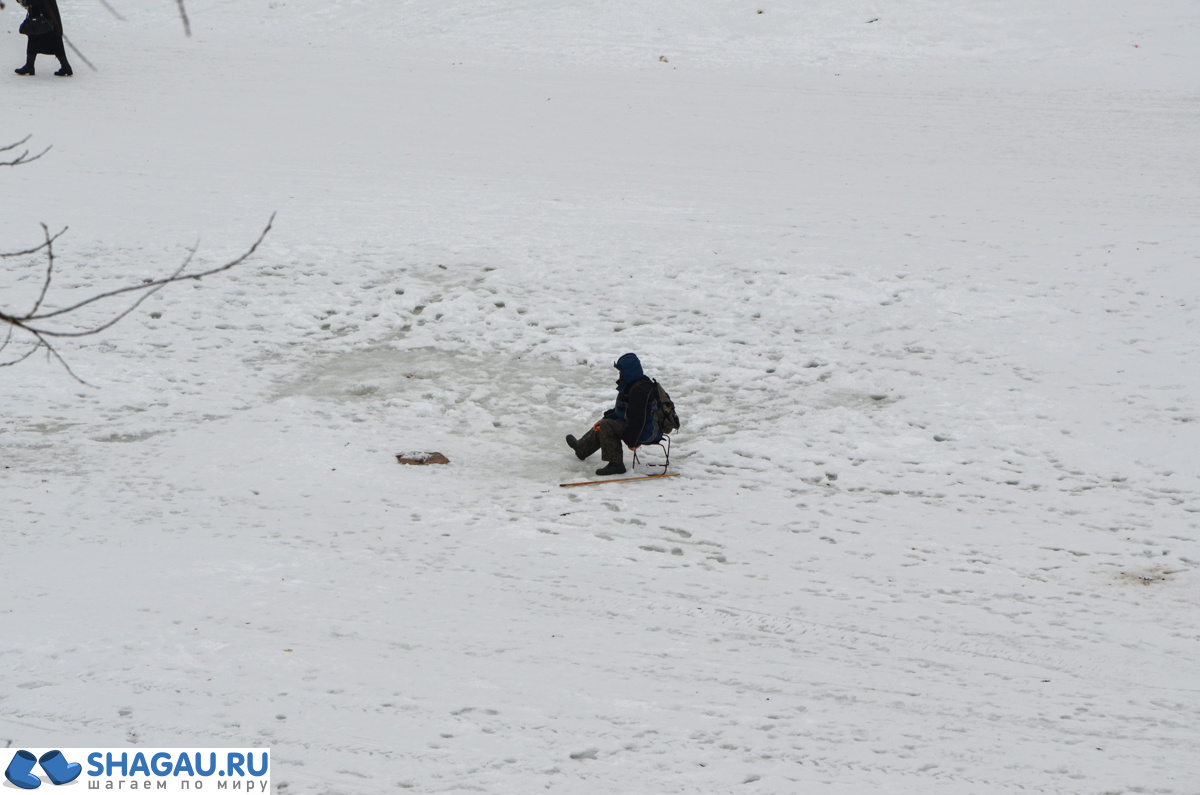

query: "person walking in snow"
left=566, top=352, right=661, bottom=477
left=13, top=0, right=72, bottom=77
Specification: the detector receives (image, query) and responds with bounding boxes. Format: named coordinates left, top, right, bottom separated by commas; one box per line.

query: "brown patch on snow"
left=396, top=452, right=449, bottom=465
left=1116, top=565, right=1184, bottom=585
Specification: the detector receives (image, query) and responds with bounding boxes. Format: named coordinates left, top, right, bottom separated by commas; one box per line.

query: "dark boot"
left=565, top=435, right=587, bottom=460
left=595, top=462, right=626, bottom=476
left=19, top=39, right=37, bottom=75
left=52, top=40, right=72, bottom=77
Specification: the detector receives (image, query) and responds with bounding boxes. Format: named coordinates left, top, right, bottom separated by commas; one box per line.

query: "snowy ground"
left=3, top=1, right=1200, bottom=792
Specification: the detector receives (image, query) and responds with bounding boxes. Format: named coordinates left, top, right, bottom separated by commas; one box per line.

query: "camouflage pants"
left=574, top=418, right=626, bottom=464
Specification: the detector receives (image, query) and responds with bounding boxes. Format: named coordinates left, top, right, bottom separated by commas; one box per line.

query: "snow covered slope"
left=3, top=1, right=1200, bottom=792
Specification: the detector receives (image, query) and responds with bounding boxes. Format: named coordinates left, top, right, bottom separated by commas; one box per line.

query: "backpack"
left=651, top=379, right=680, bottom=436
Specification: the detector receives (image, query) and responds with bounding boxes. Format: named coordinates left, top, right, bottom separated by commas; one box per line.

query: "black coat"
left=37, top=0, right=62, bottom=33
left=25, top=32, right=61, bottom=54
left=20, top=0, right=63, bottom=37
left=603, top=375, right=656, bottom=447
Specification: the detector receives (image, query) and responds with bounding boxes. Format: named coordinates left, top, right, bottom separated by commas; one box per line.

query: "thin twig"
left=42, top=246, right=196, bottom=338
left=0, top=321, right=19, bottom=357
left=97, top=0, right=126, bottom=21
left=29, top=223, right=57, bottom=316
left=1, top=136, right=52, bottom=168
left=0, top=339, right=43, bottom=369
left=62, top=35, right=98, bottom=72
left=175, top=0, right=191, bottom=36
left=30, top=213, right=273, bottom=324
left=34, top=329, right=90, bottom=385
left=0, top=214, right=275, bottom=381
left=0, top=226, right=67, bottom=259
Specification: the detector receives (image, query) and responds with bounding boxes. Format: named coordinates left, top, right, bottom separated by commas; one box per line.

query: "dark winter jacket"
left=19, top=0, right=64, bottom=50
left=603, top=353, right=660, bottom=447
left=24, top=31, right=62, bottom=54
left=28, top=0, right=62, bottom=33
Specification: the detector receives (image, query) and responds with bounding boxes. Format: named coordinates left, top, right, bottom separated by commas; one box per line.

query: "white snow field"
left=4, top=1, right=1200, bottom=792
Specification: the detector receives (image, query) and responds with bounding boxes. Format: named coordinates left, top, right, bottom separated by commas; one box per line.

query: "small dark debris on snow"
left=396, top=452, right=450, bottom=465
left=867, top=17, right=880, bottom=23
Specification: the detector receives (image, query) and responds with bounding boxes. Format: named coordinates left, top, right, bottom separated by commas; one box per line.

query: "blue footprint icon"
left=4, top=750, right=41, bottom=790
left=39, top=751, right=81, bottom=785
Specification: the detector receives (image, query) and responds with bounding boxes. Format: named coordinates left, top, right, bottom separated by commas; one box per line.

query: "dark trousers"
left=24, top=33, right=71, bottom=71
left=574, top=418, right=626, bottom=464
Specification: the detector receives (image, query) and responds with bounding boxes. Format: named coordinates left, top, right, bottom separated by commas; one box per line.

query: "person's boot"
left=595, top=461, right=626, bottom=476
left=38, top=751, right=81, bottom=785
left=565, top=435, right=587, bottom=460
left=54, top=66, right=72, bottom=77
left=4, top=749, right=41, bottom=789
left=15, top=64, right=35, bottom=76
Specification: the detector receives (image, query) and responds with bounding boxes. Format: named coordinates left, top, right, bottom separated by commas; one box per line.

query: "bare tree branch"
left=175, top=0, right=191, bottom=37
left=0, top=321, right=20, bottom=357
left=1, top=136, right=52, bottom=168
left=0, top=225, right=67, bottom=260
left=33, top=328, right=89, bottom=384
left=1, top=214, right=276, bottom=383
left=62, top=35, right=98, bottom=72
left=93, top=1, right=186, bottom=30
left=97, top=0, right=127, bottom=21
left=35, top=244, right=197, bottom=337
left=31, top=217, right=272, bottom=325
left=2, top=0, right=245, bottom=385
left=0, top=137, right=30, bottom=154
left=0, top=338, right=42, bottom=368
left=29, top=223, right=59, bottom=317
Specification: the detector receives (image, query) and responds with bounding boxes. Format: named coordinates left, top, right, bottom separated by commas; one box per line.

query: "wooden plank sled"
left=560, top=472, right=680, bottom=488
